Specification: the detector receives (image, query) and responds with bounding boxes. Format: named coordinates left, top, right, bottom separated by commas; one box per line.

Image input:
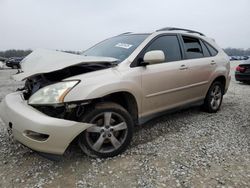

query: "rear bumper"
left=235, top=72, right=250, bottom=82
left=0, top=92, right=92, bottom=155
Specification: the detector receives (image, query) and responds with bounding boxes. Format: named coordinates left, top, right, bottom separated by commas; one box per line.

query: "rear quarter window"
left=204, top=41, right=218, bottom=56
left=200, top=41, right=211, bottom=57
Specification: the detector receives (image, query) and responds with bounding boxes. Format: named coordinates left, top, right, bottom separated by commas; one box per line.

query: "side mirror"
left=143, top=50, right=165, bottom=65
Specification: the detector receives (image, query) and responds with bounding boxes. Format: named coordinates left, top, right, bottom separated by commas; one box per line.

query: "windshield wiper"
left=80, top=62, right=118, bottom=68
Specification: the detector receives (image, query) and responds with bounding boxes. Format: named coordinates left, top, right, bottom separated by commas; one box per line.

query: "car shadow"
left=239, top=82, right=250, bottom=86
left=59, top=105, right=202, bottom=161
left=131, top=106, right=201, bottom=147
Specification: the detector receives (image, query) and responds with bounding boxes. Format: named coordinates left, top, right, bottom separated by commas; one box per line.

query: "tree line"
left=0, top=48, right=249, bottom=58
left=0, top=49, right=82, bottom=58
left=0, top=49, right=32, bottom=58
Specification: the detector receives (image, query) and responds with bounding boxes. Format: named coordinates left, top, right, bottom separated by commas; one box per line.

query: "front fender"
left=64, top=80, right=142, bottom=113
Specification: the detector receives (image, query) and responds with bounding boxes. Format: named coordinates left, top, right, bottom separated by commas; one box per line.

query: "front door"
left=140, top=35, right=190, bottom=117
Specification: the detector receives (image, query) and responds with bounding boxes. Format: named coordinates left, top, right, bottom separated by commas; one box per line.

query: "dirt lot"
left=0, top=62, right=249, bottom=188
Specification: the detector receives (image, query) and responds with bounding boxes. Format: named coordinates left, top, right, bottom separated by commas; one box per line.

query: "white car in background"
left=0, top=61, right=4, bottom=69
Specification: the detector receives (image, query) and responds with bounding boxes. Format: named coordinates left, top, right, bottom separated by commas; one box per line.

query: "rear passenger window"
left=182, top=36, right=203, bottom=59
left=145, top=35, right=182, bottom=62
left=204, top=42, right=218, bottom=56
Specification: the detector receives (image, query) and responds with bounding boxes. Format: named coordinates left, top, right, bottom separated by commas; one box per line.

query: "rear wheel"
left=242, top=81, right=250, bottom=85
left=203, top=81, right=223, bottom=113
left=78, top=102, right=134, bottom=158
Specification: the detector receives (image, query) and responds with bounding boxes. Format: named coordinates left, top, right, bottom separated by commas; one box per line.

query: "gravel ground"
left=0, top=62, right=249, bottom=188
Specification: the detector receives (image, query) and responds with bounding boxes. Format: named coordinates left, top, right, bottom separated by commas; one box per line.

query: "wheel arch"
left=211, top=75, right=226, bottom=94
left=65, top=92, right=138, bottom=156
left=89, top=91, right=139, bottom=125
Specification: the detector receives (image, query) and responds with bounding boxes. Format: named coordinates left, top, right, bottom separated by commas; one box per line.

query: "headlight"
left=28, top=80, right=79, bottom=105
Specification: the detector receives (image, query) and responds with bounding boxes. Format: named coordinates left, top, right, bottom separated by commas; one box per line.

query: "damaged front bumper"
left=0, top=92, right=93, bottom=155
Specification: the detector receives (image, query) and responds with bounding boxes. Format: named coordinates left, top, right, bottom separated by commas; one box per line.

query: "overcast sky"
left=0, top=0, right=249, bottom=51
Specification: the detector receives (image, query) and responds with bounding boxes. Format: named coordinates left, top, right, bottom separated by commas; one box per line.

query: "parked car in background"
left=0, top=56, right=7, bottom=61
left=0, top=27, right=231, bottom=158
left=238, top=56, right=249, bottom=60
left=230, top=56, right=237, bottom=61
left=230, top=56, right=249, bottom=61
left=235, top=59, right=250, bottom=84
left=0, top=61, right=4, bottom=69
left=243, top=56, right=249, bottom=60
left=5, top=57, right=24, bottom=69
left=0, top=57, right=7, bottom=69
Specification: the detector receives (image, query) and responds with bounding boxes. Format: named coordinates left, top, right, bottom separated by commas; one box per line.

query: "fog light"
left=24, top=130, right=49, bottom=141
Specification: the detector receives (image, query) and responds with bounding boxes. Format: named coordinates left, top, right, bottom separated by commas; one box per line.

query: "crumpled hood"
left=13, top=49, right=118, bottom=81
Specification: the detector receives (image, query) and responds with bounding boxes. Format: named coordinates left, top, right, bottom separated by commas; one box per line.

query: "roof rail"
left=156, top=27, right=205, bottom=36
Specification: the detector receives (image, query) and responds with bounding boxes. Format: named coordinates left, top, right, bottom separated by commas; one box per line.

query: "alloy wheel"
left=210, top=85, right=222, bottom=110
left=84, top=112, right=128, bottom=154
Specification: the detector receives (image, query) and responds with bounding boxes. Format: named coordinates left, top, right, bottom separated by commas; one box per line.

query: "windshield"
left=82, top=34, right=149, bottom=62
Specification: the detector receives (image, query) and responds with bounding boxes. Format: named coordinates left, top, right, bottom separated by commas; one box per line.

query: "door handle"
left=179, top=64, right=188, bottom=70
left=210, top=60, right=216, bottom=65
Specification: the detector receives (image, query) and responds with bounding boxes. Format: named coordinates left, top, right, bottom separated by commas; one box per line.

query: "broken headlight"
left=28, top=80, right=79, bottom=105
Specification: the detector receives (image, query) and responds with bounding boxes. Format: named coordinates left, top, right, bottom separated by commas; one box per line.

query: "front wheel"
left=78, top=102, right=134, bottom=158
left=13, top=65, right=18, bottom=69
left=203, top=81, right=223, bottom=113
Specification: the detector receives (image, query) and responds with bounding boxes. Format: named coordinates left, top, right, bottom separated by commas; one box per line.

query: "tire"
left=242, top=81, right=250, bottom=85
left=13, top=65, right=18, bottom=69
left=203, top=81, right=224, bottom=113
left=78, top=102, right=134, bottom=158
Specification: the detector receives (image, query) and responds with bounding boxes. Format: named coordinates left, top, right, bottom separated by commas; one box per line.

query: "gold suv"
left=0, top=27, right=231, bottom=158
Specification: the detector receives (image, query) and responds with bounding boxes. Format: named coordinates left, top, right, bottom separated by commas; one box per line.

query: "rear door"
left=178, top=35, right=217, bottom=99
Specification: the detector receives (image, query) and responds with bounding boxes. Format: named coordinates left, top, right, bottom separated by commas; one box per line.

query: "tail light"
left=236, top=65, right=246, bottom=73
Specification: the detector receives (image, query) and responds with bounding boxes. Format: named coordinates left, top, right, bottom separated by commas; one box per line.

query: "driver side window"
left=144, top=35, right=182, bottom=63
